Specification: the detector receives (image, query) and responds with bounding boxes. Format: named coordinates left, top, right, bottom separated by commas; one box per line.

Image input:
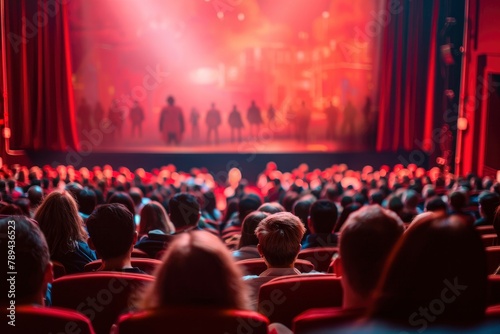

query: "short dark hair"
left=77, top=188, right=97, bottom=215
left=340, top=205, right=404, bottom=298
left=169, top=193, right=200, bottom=229
left=86, top=203, right=135, bottom=260
left=425, top=196, right=448, bottom=213
left=107, top=191, right=135, bottom=215
left=238, top=194, right=262, bottom=222
left=239, top=211, right=269, bottom=248
left=309, top=200, right=338, bottom=234
left=27, top=185, right=44, bottom=207
left=450, top=191, right=467, bottom=211
left=479, top=191, right=500, bottom=219
left=0, top=216, right=50, bottom=303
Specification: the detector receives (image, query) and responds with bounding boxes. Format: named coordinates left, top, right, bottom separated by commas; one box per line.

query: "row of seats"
left=6, top=273, right=500, bottom=334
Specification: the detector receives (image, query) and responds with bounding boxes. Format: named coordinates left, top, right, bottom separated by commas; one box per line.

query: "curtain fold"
left=3, top=0, right=79, bottom=151
left=376, top=0, right=442, bottom=152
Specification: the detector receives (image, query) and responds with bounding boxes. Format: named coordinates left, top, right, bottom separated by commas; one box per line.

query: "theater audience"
left=232, top=211, right=269, bottom=261
left=425, top=196, right=448, bottom=216
left=77, top=188, right=97, bottom=222
left=475, top=191, right=500, bottom=226
left=244, top=212, right=306, bottom=309
left=168, top=193, right=200, bottom=232
left=369, top=214, right=488, bottom=330
left=86, top=203, right=145, bottom=273
left=135, top=201, right=175, bottom=258
left=222, top=194, right=262, bottom=241
left=258, top=202, right=285, bottom=214
left=449, top=190, right=475, bottom=225
left=138, top=230, right=249, bottom=310
left=334, top=206, right=404, bottom=320
left=27, top=185, right=44, bottom=217
left=0, top=216, right=52, bottom=306
left=34, top=191, right=96, bottom=274
left=302, top=200, right=338, bottom=248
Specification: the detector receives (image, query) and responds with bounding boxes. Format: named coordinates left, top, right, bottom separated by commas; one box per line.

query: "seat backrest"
left=486, top=304, right=500, bottom=320
left=486, top=246, right=500, bottom=275
left=293, top=307, right=365, bottom=334
left=52, top=272, right=154, bottom=334
left=298, top=247, right=339, bottom=272
left=131, top=248, right=150, bottom=258
left=257, top=274, right=343, bottom=328
left=84, top=259, right=161, bottom=275
left=52, top=260, right=67, bottom=279
left=237, top=258, right=314, bottom=276
left=476, top=225, right=496, bottom=235
left=113, top=307, right=269, bottom=334
left=488, top=275, right=500, bottom=306
left=483, top=234, right=498, bottom=247
left=1, top=305, right=95, bottom=334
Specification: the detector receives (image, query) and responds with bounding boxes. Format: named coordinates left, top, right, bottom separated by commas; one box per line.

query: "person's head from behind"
left=255, top=212, right=305, bottom=268
left=258, top=202, right=285, bottom=214
left=369, top=190, right=384, bottom=205
left=139, top=201, right=175, bottom=236
left=86, top=204, right=137, bottom=261
left=238, top=194, right=262, bottom=223
left=77, top=188, right=97, bottom=215
left=167, top=96, right=175, bottom=105
left=309, top=199, right=338, bottom=234
left=402, top=189, right=419, bottom=210
left=293, top=195, right=316, bottom=235
left=425, top=196, right=448, bottom=215
left=335, top=203, right=362, bottom=233
left=107, top=191, right=135, bottom=216
left=140, top=230, right=248, bottom=309
left=370, top=214, right=487, bottom=327
left=238, top=211, right=269, bottom=249
left=34, top=191, right=87, bottom=256
left=337, top=205, right=404, bottom=306
left=168, top=193, right=200, bottom=232
left=27, top=185, right=44, bottom=208
left=478, top=191, right=500, bottom=221
left=0, top=216, right=52, bottom=306
left=449, top=190, right=468, bottom=212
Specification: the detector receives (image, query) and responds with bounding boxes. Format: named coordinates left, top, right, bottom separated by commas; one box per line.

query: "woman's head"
left=34, top=191, right=87, bottom=256
left=238, top=211, right=269, bottom=248
left=138, top=201, right=175, bottom=236
left=141, top=230, right=248, bottom=310
left=370, top=213, right=488, bottom=327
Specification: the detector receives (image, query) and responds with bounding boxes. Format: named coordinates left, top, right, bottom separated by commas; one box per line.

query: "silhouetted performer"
left=297, top=101, right=311, bottom=142
left=160, top=96, right=185, bottom=145
left=108, top=99, right=124, bottom=140
left=267, top=104, right=276, bottom=125
left=206, top=103, right=221, bottom=144
left=93, top=102, right=104, bottom=128
left=325, top=101, right=339, bottom=140
left=247, top=100, right=263, bottom=137
left=190, top=107, right=200, bottom=141
left=129, top=100, right=145, bottom=138
left=228, top=105, right=244, bottom=143
left=343, top=100, right=357, bottom=138
left=78, top=98, right=92, bottom=130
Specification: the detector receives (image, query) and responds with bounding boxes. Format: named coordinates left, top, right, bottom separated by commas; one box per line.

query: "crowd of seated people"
left=1, top=161, right=500, bottom=333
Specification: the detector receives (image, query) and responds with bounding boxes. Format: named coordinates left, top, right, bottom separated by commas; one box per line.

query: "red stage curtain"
left=376, top=0, right=442, bottom=152
left=2, top=0, right=79, bottom=151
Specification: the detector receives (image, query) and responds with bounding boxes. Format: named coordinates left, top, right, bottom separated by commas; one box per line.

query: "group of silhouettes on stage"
left=77, top=95, right=373, bottom=146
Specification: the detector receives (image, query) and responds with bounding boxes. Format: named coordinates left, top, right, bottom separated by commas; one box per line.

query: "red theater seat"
left=298, top=247, right=339, bottom=272
left=52, top=272, right=154, bottom=334
left=486, top=304, right=500, bottom=320
left=1, top=305, right=95, bottom=334
left=483, top=234, right=498, bottom=247
left=131, top=248, right=150, bottom=258
left=84, top=258, right=161, bottom=275
left=293, top=307, right=366, bottom=334
left=112, top=307, right=269, bottom=334
left=486, top=246, right=500, bottom=275
left=236, top=258, right=314, bottom=276
left=476, top=225, right=496, bottom=235
left=488, top=275, right=500, bottom=306
left=52, top=260, right=67, bottom=279
left=257, top=274, right=343, bottom=328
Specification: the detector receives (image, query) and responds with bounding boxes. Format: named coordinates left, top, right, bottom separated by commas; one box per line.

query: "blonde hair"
left=255, top=212, right=305, bottom=267
left=34, top=191, right=88, bottom=256
left=139, top=230, right=249, bottom=310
